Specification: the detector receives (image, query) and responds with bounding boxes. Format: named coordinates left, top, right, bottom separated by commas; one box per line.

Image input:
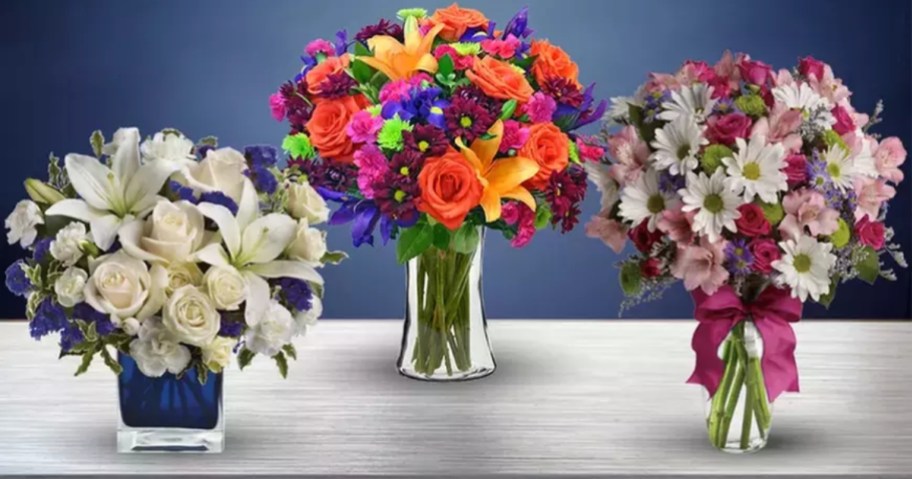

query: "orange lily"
left=456, top=121, right=539, bottom=222
left=357, top=16, right=444, bottom=81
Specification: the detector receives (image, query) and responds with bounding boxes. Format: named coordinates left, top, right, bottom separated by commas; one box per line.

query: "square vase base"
left=117, top=427, right=224, bottom=453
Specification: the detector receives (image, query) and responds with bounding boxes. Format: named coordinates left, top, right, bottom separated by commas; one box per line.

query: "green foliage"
left=237, top=348, right=256, bottom=370
left=816, top=276, right=839, bottom=308
left=451, top=225, right=480, bottom=254
left=432, top=223, right=451, bottom=250
left=822, top=130, right=848, bottom=152
left=628, top=104, right=660, bottom=144
left=396, top=222, right=434, bottom=264
left=274, top=351, right=289, bottom=378
left=829, top=218, right=851, bottom=248
left=350, top=59, right=374, bottom=84
left=568, top=140, right=581, bottom=164
left=197, top=135, right=218, bottom=148
left=353, top=41, right=371, bottom=57
left=500, top=99, right=518, bottom=121
left=619, top=261, right=643, bottom=296
left=701, top=144, right=733, bottom=174
left=734, top=94, right=767, bottom=117
left=90, top=130, right=105, bottom=158
left=320, top=250, right=349, bottom=265
left=282, top=344, right=298, bottom=361
left=855, top=246, right=880, bottom=284
left=534, top=204, right=553, bottom=229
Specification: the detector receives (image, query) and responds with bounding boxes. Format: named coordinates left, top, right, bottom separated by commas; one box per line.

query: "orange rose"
left=418, top=149, right=483, bottom=230
left=306, top=95, right=365, bottom=163
left=428, top=3, right=489, bottom=42
left=529, top=40, right=581, bottom=88
left=465, top=56, right=533, bottom=102
left=306, top=54, right=351, bottom=96
left=520, top=123, right=570, bottom=189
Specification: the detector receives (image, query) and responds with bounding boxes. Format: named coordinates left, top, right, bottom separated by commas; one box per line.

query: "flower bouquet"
left=271, top=4, right=604, bottom=381
left=586, top=52, right=907, bottom=452
left=4, top=127, right=343, bottom=452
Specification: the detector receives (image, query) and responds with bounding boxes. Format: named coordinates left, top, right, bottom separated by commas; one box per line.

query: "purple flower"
left=59, top=322, right=84, bottom=352
left=5, top=260, right=30, bottom=297
left=168, top=180, right=197, bottom=202
left=32, top=238, right=51, bottom=262
left=373, top=151, right=423, bottom=226
left=30, top=299, right=67, bottom=340
left=552, top=82, right=608, bottom=131
left=248, top=166, right=278, bottom=195
left=276, top=277, right=313, bottom=312
left=503, top=6, right=533, bottom=39
left=294, top=159, right=357, bottom=192
left=72, top=302, right=116, bottom=336
left=355, top=18, right=403, bottom=43
left=725, top=239, right=754, bottom=276
left=321, top=189, right=398, bottom=247
left=444, top=95, right=495, bottom=143
left=218, top=313, right=244, bottom=337
left=403, top=124, right=449, bottom=158
left=317, top=71, right=357, bottom=99
left=245, top=145, right=279, bottom=168
left=199, top=191, right=239, bottom=215
left=382, top=86, right=449, bottom=129
left=659, top=171, right=686, bottom=194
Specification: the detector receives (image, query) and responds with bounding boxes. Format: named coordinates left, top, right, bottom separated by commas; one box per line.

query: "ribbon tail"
left=686, top=320, right=736, bottom=397
left=754, top=317, right=800, bottom=402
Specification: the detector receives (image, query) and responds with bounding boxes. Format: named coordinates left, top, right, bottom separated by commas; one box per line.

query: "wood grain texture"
left=0, top=320, right=910, bottom=477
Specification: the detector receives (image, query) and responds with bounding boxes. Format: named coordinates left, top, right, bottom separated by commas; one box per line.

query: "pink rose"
left=783, top=153, right=808, bottom=186
left=705, top=113, right=752, bottom=145
left=585, top=214, right=628, bottom=254
left=798, top=56, right=826, bottom=81
left=737, top=57, right=772, bottom=85
left=874, top=137, right=907, bottom=184
left=831, top=105, right=855, bottom=135
left=671, top=240, right=729, bottom=295
left=735, top=203, right=771, bottom=237
left=269, top=92, right=286, bottom=121
left=657, top=205, right=695, bottom=244
left=749, top=238, right=781, bottom=274
left=855, top=215, right=886, bottom=250
left=854, top=177, right=896, bottom=222
left=779, top=189, right=840, bottom=240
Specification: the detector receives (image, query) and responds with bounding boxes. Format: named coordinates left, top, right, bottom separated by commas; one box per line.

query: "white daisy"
left=772, top=82, right=830, bottom=112
left=678, top=169, right=742, bottom=243
left=584, top=162, right=620, bottom=212
left=821, top=144, right=869, bottom=191
left=658, top=83, right=717, bottom=123
left=722, top=135, right=788, bottom=203
left=618, top=170, right=677, bottom=232
left=605, top=96, right=638, bottom=124
left=772, top=235, right=836, bottom=302
left=650, top=116, right=707, bottom=175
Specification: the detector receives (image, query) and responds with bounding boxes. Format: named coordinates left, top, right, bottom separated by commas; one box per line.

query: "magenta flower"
left=523, top=92, right=556, bottom=124
left=305, top=39, right=335, bottom=58
left=501, top=202, right=536, bottom=248
left=499, top=120, right=530, bottom=154
left=353, top=144, right=389, bottom=199
left=346, top=111, right=383, bottom=144
left=269, top=92, right=286, bottom=121
left=481, top=35, right=521, bottom=59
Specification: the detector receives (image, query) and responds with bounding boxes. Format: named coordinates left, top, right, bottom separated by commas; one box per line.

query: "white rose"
left=128, top=317, right=191, bottom=377
left=120, top=201, right=205, bottom=264
left=5, top=200, right=43, bottom=248
left=163, top=285, right=220, bottom=346
left=85, top=250, right=162, bottom=320
left=293, top=295, right=322, bottom=336
left=140, top=131, right=196, bottom=167
left=165, top=262, right=203, bottom=295
left=54, top=267, right=88, bottom=308
left=244, top=300, right=294, bottom=357
left=285, top=220, right=327, bottom=264
left=202, top=336, right=237, bottom=372
left=203, top=266, right=247, bottom=311
left=50, top=222, right=88, bottom=266
left=287, top=181, right=329, bottom=224
left=181, top=147, right=248, bottom=202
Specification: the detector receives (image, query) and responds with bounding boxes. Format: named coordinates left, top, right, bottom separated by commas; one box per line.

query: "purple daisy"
left=444, top=95, right=495, bottom=143
left=724, top=239, right=754, bottom=276
left=403, top=124, right=449, bottom=157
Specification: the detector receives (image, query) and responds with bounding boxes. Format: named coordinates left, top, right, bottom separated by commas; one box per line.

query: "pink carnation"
left=671, top=240, right=729, bottom=295
left=576, top=137, right=605, bottom=163
left=481, top=35, right=521, bottom=59
left=346, top=110, right=383, bottom=144
left=522, top=92, right=557, bottom=123
left=501, top=202, right=536, bottom=248
left=854, top=177, right=896, bottom=222
left=379, top=80, right=412, bottom=103
left=353, top=144, right=388, bottom=199
left=779, top=189, right=840, bottom=240
left=499, top=120, right=530, bottom=154
left=585, top=213, right=628, bottom=254
left=874, top=137, right=907, bottom=184
left=269, top=92, right=286, bottom=121
left=305, top=39, right=335, bottom=57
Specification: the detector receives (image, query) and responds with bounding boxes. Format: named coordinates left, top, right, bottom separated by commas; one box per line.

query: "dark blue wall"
left=1, top=0, right=909, bottom=319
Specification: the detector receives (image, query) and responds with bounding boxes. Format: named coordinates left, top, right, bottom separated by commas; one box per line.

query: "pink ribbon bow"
left=687, top=284, right=803, bottom=402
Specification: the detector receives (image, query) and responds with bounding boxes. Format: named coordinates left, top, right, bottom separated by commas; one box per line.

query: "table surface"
left=0, top=319, right=909, bottom=477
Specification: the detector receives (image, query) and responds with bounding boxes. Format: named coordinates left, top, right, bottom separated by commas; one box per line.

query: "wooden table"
left=0, top=320, right=909, bottom=477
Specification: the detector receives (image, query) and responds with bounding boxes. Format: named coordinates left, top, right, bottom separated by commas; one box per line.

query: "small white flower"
left=286, top=181, right=330, bottom=225
left=722, top=135, right=787, bottom=203
left=54, top=266, right=88, bottom=308
left=129, top=317, right=191, bottom=377
left=772, top=82, right=830, bottom=112
left=583, top=162, right=619, bottom=212
left=618, top=170, right=677, bottom=231
left=163, top=285, right=220, bottom=347
left=658, top=83, right=717, bottom=123
left=285, top=220, right=328, bottom=264
left=244, top=299, right=295, bottom=357
left=203, top=266, right=248, bottom=311
left=679, top=170, right=742, bottom=243
left=140, top=131, right=196, bottom=167
left=50, top=222, right=88, bottom=266
left=772, top=235, right=836, bottom=302
left=605, top=96, right=638, bottom=123
left=293, top=295, right=322, bottom=336
left=201, top=336, right=237, bottom=373
left=650, top=116, right=707, bottom=175
left=5, top=200, right=43, bottom=248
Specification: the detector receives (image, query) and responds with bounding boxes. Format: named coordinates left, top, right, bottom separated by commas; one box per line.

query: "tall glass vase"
left=397, top=227, right=494, bottom=381
left=704, top=319, right=773, bottom=453
left=117, top=353, right=224, bottom=453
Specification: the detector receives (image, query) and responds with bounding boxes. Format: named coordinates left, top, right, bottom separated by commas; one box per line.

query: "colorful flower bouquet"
left=271, top=4, right=604, bottom=380
left=4, top=127, right=343, bottom=452
left=586, top=52, right=907, bottom=452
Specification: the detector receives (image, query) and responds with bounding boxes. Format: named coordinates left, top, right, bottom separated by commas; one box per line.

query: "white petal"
left=64, top=154, right=116, bottom=211
left=90, top=214, right=124, bottom=251
left=110, top=127, right=141, bottom=182
left=196, top=202, right=241, bottom=258
left=194, top=242, right=233, bottom=269
left=242, top=271, right=270, bottom=326
left=136, top=263, right=168, bottom=320
left=247, top=260, right=324, bottom=286
left=46, top=199, right=106, bottom=223
left=124, top=160, right=180, bottom=214
left=236, top=178, right=258, bottom=230
left=240, top=214, right=297, bottom=264
left=118, top=218, right=164, bottom=263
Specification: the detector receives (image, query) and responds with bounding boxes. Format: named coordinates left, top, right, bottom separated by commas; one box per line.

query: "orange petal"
left=479, top=190, right=502, bottom=223
left=500, top=186, right=537, bottom=211
left=418, top=23, right=445, bottom=54
left=414, top=53, right=439, bottom=75
left=470, top=120, right=503, bottom=171
left=484, top=156, right=539, bottom=193
left=367, top=36, right=403, bottom=55
left=455, top=138, right=484, bottom=173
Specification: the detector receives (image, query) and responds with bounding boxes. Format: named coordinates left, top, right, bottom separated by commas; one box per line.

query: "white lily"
left=45, top=128, right=179, bottom=250
left=195, top=178, right=324, bottom=325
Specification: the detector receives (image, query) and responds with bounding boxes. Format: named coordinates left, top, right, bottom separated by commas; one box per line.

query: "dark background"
left=1, top=0, right=909, bottom=319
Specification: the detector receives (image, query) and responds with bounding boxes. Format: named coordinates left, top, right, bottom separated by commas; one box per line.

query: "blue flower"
left=168, top=180, right=197, bottom=202
left=320, top=188, right=397, bottom=247
left=249, top=166, right=278, bottom=195
left=725, top=239, right=754, bottom=276
left=72, top=302, right=116, bottom=336
left=554, top=83, right=608, bottom=131
left=503, top=6, right=532, bottom=39
left=32, top=238, right=51, bottom=262
left=30, top=299, right=67, bottom=340
left=381, top=86, right=449, bottom=129
left=5, top=260, right=31, bottom=297
left=198, top=191, right=239, bottom=215
left=218, top=313, right=244, bottom=337
left=245, top=145, right=279, bottom=168
left=198, top=144, right=215, bottom=159
left=275, top=277, right=313, bottom=312
left=59, top=322, right=84, bottom=352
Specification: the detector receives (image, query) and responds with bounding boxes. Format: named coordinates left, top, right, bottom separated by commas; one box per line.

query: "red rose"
left=737, top=58, right=772, bottom=85
left=749, top=238, right=781, bottom=274
left=705, top=113, right=752, bottom=145
left=783, top=153, right=808, bottom=186
left=640, top=257, right=662, bottom=278
left=628, top=220, right=663, bottom=253
left=798, top=56, right=826, bottom=80
left=855, top=216, right=886, bottom=250
left=831, top=105, right=855, bottom=135
left=735, top=203, right=771, bottom=237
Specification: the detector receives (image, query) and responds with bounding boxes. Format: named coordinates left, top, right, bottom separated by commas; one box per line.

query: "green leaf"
left=432, top=223, right=451, bottom=250
left=310, top=282, right=325, bottom=299
left=396, top=223, right=434, bottom=264
left=628, top=104, right=661, bottom=144
left=353, top=41, right=371, bottom=57
left=534, top=204, right=553, bottom=229
left=350, top=59, right=374, bottom=84
left=98, top=346, right=123, bottom=375
left=320, top=250, right=349, bottom=265
left=619, top=262, right=643, bottom=296
left=817, top=276, right=839, bottom=308
left=451, top=225, right=480, bottom=254
left=274, top=351, right=289, bottom=379
left=282, top=344, right=298, bottom=361
left=513, top=54, right=537, bottom=71
left=74, top=349, right=96, bottom=376
left=438, top=54, right=454, bottom=78
left=90, top=130, right=105, bottom=158
left=196, top=364, right=209, bottom=385
left=197, top=135, right=218, bottom=147
left=500, top=99, right=518, bottom=120
left=237, top=348, right=256, bottom=370
left=856, top=246, right=880, bottom=284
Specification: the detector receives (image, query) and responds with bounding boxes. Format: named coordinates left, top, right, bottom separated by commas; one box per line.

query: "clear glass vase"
left=397, top=227, right=494, bottom=381
left=703, top=320, right=773, bottom=453
left=117, top=353, right=224, bottom=453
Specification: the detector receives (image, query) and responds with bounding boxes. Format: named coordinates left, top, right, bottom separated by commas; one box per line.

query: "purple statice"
left=72, top=302, right=116, bottom=336
left=168, top=180, right=197, bottom=202
left=372, top=151, right=423, bottom=226
left=725, top=239, right=754, bottom=276
left=276, top=277, right=313, bottom=312
left=199, top=191, right=239, bottom=215
left=546, top=167, right=588, bottom=233
left=247, top=166, right=278, bottom=195
left=293, top=159, right=357, bottom=192
left=59, top=322, right=84, bottom=352
left=32, top=238, right=51, bottom=262
left=382, top=86, right=449, bottom=129
left=245, top=145, right=279, bottom=168
left=218, top=313, right=244, bottom=337
left=355, top=18, right=403, bottom=43
left=5, top=260, right=30, bottom=297
left=402, top=124, right=449, bottom=158
left=658, top=170, right=686, bottom=194
left=444, top=95, right=495, bottom=143
left=30, top=299, right=67, bottom=340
